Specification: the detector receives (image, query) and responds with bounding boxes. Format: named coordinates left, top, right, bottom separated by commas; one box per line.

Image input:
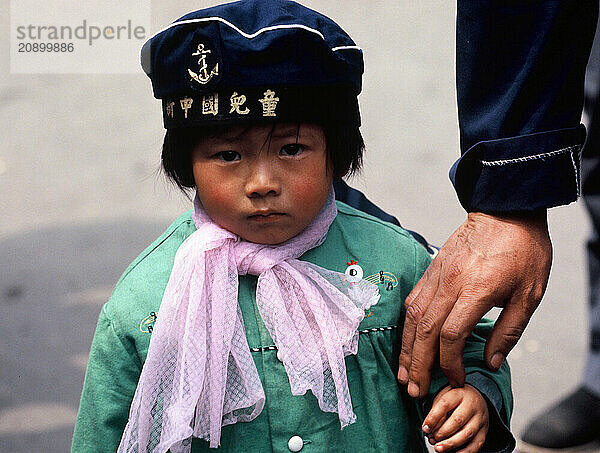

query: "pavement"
left=0, top=1, right=596, bottom=452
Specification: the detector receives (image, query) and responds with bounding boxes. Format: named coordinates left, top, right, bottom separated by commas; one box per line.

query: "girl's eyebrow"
left=271, top=128, right=298, bottom=139
left=205, top=124, right=316, bottom=144
left=272, top=126, right=318, bottom=141
left=207, top=125, right=253, bottom=142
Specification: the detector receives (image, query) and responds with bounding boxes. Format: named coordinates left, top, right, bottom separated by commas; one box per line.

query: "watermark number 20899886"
left=18, top=42, right=74, bottom=53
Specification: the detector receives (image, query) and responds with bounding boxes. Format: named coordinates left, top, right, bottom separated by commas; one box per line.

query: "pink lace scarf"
left=118, top=190, right=379, bottom=452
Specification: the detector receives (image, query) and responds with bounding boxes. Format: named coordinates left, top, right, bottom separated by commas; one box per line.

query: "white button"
left=288, top=435, right=303, bottom=452
left=276, top=350, right=283, bottom=362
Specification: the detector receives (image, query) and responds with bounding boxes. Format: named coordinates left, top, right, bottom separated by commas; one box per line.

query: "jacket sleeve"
left=71, top=305, right=141, bottom=453
left=453, top=0, right=597, bottom=212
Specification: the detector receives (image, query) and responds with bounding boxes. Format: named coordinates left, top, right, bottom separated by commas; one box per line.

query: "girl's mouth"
left=248, top=212, right=286, bottom=222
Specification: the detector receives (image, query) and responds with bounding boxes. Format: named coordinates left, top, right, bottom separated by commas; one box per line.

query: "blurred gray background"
left=0, top=1, right=592, bottom=452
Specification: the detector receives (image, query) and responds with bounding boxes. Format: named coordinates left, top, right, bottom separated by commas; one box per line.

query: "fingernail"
left=397, top=366, right=408, bottom=383
left=435, top=445, right=444, bottom=452
left=408, top=381, right=419, bottom=397
left=490, top=352, right=505, bottom=370
left=422, top=424, right=430, bottom=433
left=428, top=436, right=436, bottom=445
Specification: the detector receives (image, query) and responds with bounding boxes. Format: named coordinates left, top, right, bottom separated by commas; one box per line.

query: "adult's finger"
left=406, top=281, right=463, bottom=396
left=438, top=293, right=498, bottom=387
left=483, top=292, right=539, bottom=370
left=398, top=259, right=441, bottom=385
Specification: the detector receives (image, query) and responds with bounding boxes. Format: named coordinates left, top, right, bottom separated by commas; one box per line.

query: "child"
left=72, top=1, right=514, bottom=452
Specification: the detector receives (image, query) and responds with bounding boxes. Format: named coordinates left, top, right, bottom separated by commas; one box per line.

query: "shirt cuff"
left=450, top=125, right=586, bottom=212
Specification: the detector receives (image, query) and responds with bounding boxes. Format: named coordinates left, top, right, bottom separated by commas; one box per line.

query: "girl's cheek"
left=290, top=179, right=315, bottom=203
left=199, top=184, right=233, bottom=209
left=194, top=169, right=234, bottom=207
left=290, top=175, right=331, bottom=208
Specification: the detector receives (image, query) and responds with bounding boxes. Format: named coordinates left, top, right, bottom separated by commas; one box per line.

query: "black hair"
left=161, top=114, right=364, bottom=193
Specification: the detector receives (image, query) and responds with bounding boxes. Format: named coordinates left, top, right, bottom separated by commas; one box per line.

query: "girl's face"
left=191, top=122, right=333, bottom=244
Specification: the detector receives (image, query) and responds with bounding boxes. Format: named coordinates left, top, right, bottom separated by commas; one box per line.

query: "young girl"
left=72, top=1, right=514, bottom=452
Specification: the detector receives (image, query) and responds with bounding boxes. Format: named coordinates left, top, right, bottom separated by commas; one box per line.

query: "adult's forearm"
left=453, top=0, right=597, bottom=212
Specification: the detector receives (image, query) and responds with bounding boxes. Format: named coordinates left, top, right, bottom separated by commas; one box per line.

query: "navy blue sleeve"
left=453, top=0, right=597, bottom=212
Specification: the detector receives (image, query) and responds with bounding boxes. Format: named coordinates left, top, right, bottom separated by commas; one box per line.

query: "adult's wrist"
left=467, top=209, right=548, bottom=228
left=450, top=126, right=585, bottom=213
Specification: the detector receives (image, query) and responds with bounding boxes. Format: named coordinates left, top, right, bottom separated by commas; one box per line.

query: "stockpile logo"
left=10, top=0, right=151, bottom=74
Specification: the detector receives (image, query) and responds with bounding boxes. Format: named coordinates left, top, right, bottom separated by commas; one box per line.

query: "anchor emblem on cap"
left=188, top=43, right=219, bottom=85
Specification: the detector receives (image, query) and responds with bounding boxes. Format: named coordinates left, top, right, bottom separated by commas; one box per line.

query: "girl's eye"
left=216, top=151, right=240, bottom=162
left=280, top=143, right=305, bottom=157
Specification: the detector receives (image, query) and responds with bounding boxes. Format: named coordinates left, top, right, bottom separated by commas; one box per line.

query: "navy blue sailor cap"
left=140, top=0, right=364, bottom=128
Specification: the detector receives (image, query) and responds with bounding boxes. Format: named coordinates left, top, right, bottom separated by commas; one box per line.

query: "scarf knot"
left=118, top=188, right=380, bottom=453
left=235, top=247, right=281, bottom=276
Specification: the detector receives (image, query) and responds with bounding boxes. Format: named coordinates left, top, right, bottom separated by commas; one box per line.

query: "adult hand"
left=397, top=210, right=552, bottom=398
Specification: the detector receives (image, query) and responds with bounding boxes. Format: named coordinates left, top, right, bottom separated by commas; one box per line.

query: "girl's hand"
left=422, top=384, right=489, bottom=453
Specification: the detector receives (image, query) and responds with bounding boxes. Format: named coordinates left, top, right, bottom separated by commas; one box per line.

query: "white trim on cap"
left=143, top=16, right=362, bottom=52
left=331, top=45, right=362, bottom=52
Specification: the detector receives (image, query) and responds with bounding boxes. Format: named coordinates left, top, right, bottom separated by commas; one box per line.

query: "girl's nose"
left=245, top=161, right=280, bottom=198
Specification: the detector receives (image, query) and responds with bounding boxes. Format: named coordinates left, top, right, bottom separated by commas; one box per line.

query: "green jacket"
left=72, top=202, right=513, bottom=452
